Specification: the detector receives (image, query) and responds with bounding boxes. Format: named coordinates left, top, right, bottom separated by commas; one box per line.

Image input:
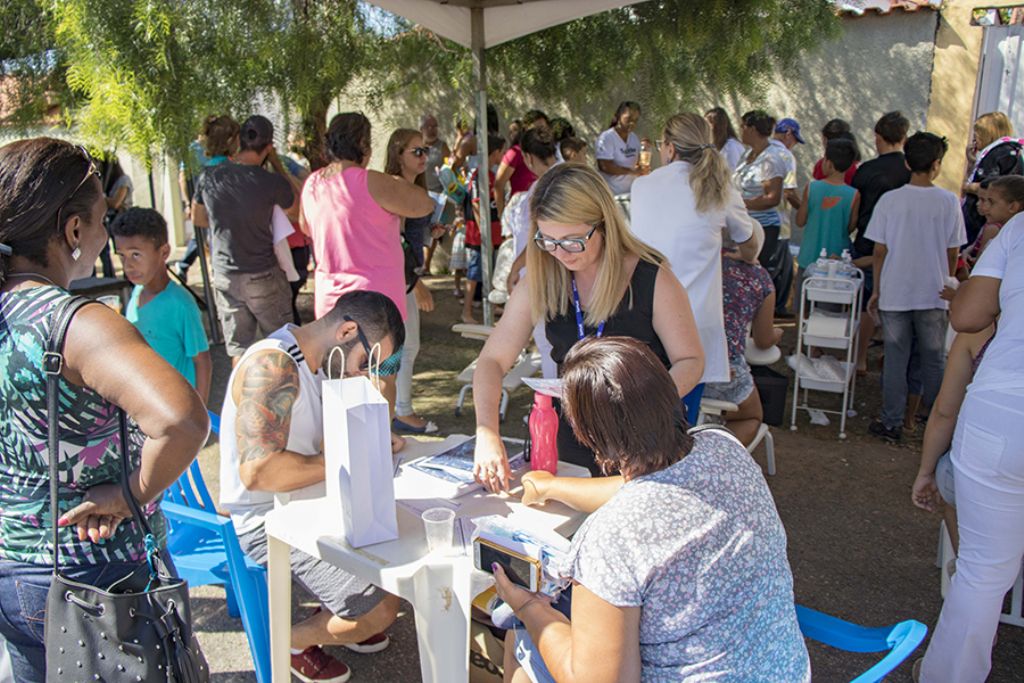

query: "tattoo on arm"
left=236, top=352, right=299, bottom=465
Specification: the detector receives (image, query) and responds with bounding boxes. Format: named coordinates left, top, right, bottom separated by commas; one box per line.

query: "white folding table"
left=263, top=435, right=590, bottom=682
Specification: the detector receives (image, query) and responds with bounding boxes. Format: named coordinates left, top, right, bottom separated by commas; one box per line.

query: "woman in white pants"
left=919, top=203, right=1024, bottom=682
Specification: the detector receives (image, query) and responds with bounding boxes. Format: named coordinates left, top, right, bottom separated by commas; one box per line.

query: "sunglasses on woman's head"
left=409, top=147, right=429, bottom=157
left=56, top=146, right=100, bottom=229
left=533, top=223, right=601, bottom=254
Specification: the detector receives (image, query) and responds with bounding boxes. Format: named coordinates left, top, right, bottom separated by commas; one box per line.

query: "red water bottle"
left=529, top=392, right=559, bottom=474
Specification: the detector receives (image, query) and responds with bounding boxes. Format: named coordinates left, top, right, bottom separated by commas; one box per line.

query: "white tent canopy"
left=369, top=0, right=646, bottom=49
left=366, top=0, right=650, bottom=323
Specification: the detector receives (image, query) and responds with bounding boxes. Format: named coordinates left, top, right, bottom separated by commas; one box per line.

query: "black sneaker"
left=868, top=419, right=901, bottom=442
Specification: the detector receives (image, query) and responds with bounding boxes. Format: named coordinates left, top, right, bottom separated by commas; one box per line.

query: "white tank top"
left=218, top=325, right=324, bottom=533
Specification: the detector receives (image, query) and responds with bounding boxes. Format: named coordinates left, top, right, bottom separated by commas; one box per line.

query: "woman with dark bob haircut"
left=496, top=337, right=810, bottom=683
left=0, top=138, right=209, bottom=681
left=301, top=112, right=434, bottom=321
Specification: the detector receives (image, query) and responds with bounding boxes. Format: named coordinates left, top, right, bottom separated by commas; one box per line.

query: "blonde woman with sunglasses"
left=472, top=163, right=704, bottom=492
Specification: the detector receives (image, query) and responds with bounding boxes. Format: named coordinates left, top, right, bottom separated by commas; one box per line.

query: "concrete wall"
left=927, top=0, right=1024, bottom=192
left=335, top=10, right=941, bottom=197
left=716, top=11, right=939, bottom=189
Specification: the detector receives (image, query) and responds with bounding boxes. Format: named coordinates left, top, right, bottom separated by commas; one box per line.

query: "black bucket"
left=751, top=365, right=789, bottom=427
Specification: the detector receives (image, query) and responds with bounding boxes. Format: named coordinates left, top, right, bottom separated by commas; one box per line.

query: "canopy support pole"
left=471, top=6, right=494, bottom=326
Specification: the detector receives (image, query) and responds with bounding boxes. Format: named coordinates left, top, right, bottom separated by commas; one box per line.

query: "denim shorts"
left=466, top=246, right=483, bottom=282
left=936, top=449, right=955, bottom=506
left=703, top=362, right=755, bottom=406
left=509, top=590, right=572, bottom=683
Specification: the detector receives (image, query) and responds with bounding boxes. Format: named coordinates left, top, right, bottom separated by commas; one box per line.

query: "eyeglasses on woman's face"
left=533, top=223, right=601, bottom=254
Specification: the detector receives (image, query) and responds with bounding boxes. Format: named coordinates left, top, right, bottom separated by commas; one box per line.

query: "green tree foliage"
left=0, top=0, right=67, bottom=127
left=368, top=0, right=839, bottom=128
left=268, top=0, right=367, bottom=168
left=53, top=0, right=281, bottom=162
left=45, top=0, right=836, bottom=165
left=52, top=0, right=369, bottom=168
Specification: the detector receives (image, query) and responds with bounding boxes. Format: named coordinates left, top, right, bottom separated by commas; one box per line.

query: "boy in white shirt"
left=866, top=132, right=967, bottom=442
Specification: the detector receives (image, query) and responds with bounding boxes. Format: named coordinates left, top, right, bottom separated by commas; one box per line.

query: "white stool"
left=937, top=520, right=1024, bottom=627
left=698, top=398, right=776, bottom=475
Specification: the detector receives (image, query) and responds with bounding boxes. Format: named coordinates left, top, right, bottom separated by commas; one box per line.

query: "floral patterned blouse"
left=0, top=286, right=164, bottom=565
left=564, top=430, right=810, bottom=681
left=721, top=257, right=775, bottom=367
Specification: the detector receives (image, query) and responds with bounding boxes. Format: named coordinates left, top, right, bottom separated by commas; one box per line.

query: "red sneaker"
left=290, top=646, right=351, bottom=683
left=342, top=632, right=390, bottom=654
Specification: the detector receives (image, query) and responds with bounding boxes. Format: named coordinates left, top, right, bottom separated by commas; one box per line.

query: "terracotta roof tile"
left=834, top=0, right=943, bottom=16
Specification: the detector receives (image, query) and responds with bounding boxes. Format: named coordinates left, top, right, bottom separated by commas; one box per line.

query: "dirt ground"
left=190, top=272, right=1024, bottom=682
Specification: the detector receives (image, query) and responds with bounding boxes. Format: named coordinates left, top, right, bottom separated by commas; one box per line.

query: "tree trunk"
left=301, top=93, right=331, bottom=171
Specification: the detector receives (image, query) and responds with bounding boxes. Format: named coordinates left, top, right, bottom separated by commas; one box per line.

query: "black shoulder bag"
left=42, top=296, right=209, bottom=683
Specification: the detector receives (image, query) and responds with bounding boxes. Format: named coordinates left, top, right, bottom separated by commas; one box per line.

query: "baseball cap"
left=775, top=118, right=805, bottom=144
left=240, top=115, right=274, bottom=150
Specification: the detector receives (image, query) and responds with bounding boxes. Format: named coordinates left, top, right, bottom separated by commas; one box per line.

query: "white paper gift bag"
left=322, top=347, right=398, bottom=548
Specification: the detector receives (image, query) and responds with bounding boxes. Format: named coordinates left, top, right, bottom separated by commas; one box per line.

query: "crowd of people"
left=0, top=94, right=1021, bottom=683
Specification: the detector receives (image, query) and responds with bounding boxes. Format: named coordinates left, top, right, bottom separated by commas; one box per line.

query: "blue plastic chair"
left=162, top=411, right=271, bottom=683
left=682, top=383, right=705, bottom=425
left=796, top=604, right=927, bottom=682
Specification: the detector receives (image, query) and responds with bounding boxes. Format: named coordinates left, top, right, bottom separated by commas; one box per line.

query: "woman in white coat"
left=630, top=112, right=761, bottom=387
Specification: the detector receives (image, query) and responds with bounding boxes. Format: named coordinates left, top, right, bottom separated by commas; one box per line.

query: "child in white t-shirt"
left=865, top=132, right=967, bottom=442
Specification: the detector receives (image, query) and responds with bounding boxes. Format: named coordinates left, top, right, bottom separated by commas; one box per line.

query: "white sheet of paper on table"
left=522, top=377, right=563, bottom=398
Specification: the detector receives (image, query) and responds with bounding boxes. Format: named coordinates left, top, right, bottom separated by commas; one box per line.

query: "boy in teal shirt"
left=112, top=208, right=212, bottom=404
left=794, top=138, right=861, bottom=307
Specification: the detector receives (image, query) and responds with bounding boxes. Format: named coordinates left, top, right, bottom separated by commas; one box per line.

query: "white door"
left=975, top=25, right=1024, bottom=135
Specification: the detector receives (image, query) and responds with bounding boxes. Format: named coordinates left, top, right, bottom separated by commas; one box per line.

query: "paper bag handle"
left=327, top=346, right=346, bottom=381
left=326, top=342, right=384, bottom=391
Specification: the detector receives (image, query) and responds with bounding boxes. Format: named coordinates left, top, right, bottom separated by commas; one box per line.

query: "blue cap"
left=775, top=118, right=805, bottom=144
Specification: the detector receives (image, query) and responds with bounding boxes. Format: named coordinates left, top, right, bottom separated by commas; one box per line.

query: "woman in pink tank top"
left=301, top=112, right=434, bottom=320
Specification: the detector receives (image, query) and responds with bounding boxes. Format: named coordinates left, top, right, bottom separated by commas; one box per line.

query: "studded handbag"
left=42, top=296, right=209, bottom=683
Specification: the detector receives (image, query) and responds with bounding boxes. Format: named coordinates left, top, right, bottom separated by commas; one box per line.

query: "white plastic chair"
left=937, top=520, right=1024, bottom=627
left=451, top=323, right=541, bottom=421
left=698, top=397, right=775, bottom=475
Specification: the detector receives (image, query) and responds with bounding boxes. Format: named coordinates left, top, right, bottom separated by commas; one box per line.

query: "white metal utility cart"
left=790, top=269, right=864, bottom=439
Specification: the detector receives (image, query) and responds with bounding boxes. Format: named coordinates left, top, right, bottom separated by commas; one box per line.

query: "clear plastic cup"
left=421, top=507, right=455, bottom=554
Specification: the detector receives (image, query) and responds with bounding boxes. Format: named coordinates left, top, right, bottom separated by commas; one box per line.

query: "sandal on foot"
left=392, top=417, right=439, bottom=434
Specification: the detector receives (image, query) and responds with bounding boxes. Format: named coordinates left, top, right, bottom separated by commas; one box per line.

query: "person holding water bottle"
left=471, top=163, right=704, bottom=490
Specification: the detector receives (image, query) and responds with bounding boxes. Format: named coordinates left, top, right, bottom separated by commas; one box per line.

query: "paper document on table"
left=405, top=437, right=525, bottom=498
left=523, top=377, right=563, bottom=398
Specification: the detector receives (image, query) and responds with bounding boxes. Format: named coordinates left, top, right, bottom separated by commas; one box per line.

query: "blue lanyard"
left=571, top=275, right=606, bottom=341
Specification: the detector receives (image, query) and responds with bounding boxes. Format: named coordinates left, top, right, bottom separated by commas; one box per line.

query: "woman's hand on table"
left=521, top=471, right=553, bottom=506
left=492, top=563, right=551, bottom=613
left=59, top=483, right=132, bottom=544
left=474, top=430, right=510, bottom=493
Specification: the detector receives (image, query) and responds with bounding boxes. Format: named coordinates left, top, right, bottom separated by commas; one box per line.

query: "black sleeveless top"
left=545, top=259, right=669, bottom=369
left=544, top=259, right=670, bottom=474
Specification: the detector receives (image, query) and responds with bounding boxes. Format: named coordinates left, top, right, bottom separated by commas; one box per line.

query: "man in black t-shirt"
left=850, top=111, right=911, bottom=373
left=193, top=115, right=301, bottom=363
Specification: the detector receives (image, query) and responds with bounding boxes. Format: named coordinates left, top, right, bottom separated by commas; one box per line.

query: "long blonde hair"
left=974, top=112, right=1014, bottom=149
left=526, top=163, right=664, bottom=326
left=664, top=113, right=731, bottom=214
